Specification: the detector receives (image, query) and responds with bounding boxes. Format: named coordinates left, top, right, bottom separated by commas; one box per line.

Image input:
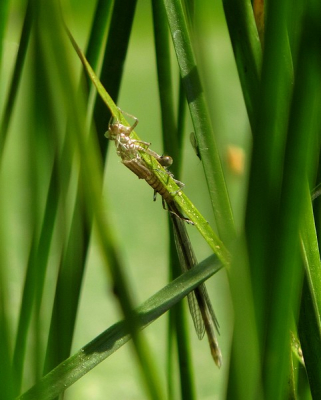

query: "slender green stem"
left=222, top=0, right=262, bottom=129
left=162, top=0, right=236, bottom=245
left=0, top=0, right=33, bottom=156
left=299, top=186, right=321, bottom=398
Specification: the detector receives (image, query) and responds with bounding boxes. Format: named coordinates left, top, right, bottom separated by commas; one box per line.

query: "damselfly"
left=105, top=111, right=222, bottom=367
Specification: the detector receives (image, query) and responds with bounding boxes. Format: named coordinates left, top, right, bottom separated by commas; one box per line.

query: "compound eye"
left=159, top=155, right=173, bottom=167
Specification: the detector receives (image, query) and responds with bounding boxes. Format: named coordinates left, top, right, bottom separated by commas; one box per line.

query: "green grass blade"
left=82, top=0, right=114, bottom=157
left=151, top=0, right=179, bottom=167
left=0, top=0, right=32, bottom=155
left=66, top=27, right=120, bottom=119
left=13, top=162, right=60, bottom=392
left=299, top=279, right=321, bottom=400
left=176, top=78, right=186, bottom=151
left=43, top=194, right=87, bottom=374
left=19, top=254, right=222, bottom=400
left=222, top=0, right=262, bottom=128
left=226, top=235, right=263, bottom=399
left=300, top=187, right=321, bottom=328
left=162, top=0, right=236, bottom=245
left=92, top=0, right=138, bottom=156
left=151, top=3, right=198, bottom=398
left=0, top=0, right=10, bottom=68
left=0, top=296, right=15, bottom=400
left=299, top=188, right=321, bottom=398
left=84, top=0, right=114, bottom=77
left=77, top=0, right=113, bottom=113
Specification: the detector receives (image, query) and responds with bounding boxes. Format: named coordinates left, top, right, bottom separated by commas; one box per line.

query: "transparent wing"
left=186, top=291, right=205, bottom=339
left=198, top=282, right=220, bottom=334
left=170, top=208, right=219, bottom=339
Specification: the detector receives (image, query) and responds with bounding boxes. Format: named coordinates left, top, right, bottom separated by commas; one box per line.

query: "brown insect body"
left=106, top=113, right=222, bottom=367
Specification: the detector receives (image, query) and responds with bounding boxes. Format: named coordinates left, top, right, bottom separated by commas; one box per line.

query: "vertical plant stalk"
left=151, top=1, right=196, bottom=398
left=163, top=0, right=236, bottom=245
left=222, top=0, right=262, bottom=130
left=0, top=0, right=10, bottom=69
left=0, top=0, right=33, bottom=156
